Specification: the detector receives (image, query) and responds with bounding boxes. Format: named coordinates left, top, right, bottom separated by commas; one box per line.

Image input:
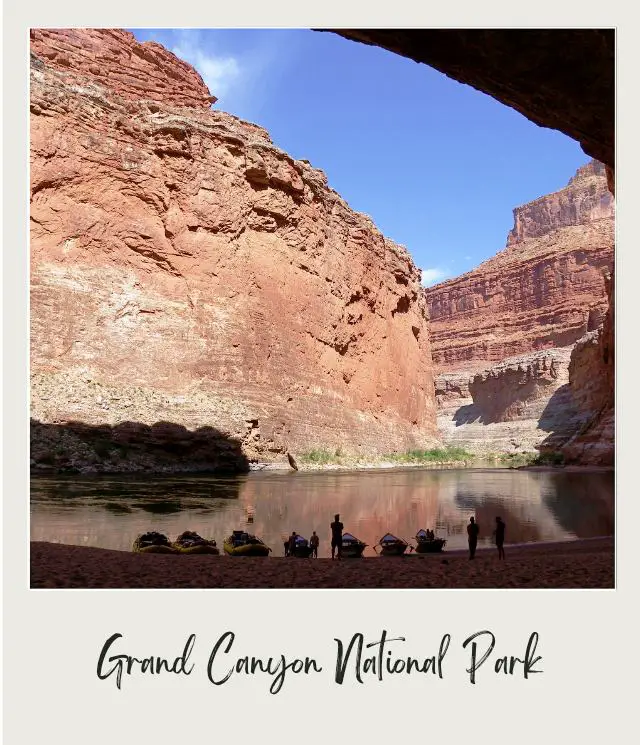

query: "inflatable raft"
left=133, top=531, right=179, bottom=554
left=224, top=530, right=271, bottom=556
left=172, top=530, right=219, bottom=555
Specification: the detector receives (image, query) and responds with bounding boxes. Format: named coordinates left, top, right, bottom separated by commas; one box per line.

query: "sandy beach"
left=30, top=537, right=613, bottom=589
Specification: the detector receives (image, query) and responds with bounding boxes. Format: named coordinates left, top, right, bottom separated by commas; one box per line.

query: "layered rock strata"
left=556, top=274, right=614, bottom=465
left=30, top=29, right=438, bottom=473
left=435, top=348, right=586, bottom=454
left=426, top=161, right=614, bottom=373
left=428, top=162, right=613, bottom=463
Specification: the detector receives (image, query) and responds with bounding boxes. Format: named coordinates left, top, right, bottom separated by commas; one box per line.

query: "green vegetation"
left=297, top=446, right=474, bottom=466
left=382, top=447, right=474, bottom=464
left=296, top=446, right=565, bottom=469
left=298, top=448, right=345, bottom=465
left=488, top=451, right=565, bottom=468
left=493, top=452, right=540, bottom=467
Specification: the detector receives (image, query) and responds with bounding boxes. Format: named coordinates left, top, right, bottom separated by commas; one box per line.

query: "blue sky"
left=131, top=28, right=590, bottom=286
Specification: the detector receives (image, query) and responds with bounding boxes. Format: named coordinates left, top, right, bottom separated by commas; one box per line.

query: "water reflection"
left=30, top=468, right=614, bottom=556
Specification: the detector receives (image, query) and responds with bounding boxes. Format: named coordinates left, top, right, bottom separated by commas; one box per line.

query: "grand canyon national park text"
left=96, top=629, right=543, bottom=693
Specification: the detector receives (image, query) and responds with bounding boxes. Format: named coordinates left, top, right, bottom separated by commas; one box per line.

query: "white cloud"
left=172, top=36, right=241, bottom=100
left=420, top=268, right=451, bottom=287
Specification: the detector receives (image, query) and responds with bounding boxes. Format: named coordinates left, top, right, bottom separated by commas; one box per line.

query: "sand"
left=30, top=537, right=613, bottom=589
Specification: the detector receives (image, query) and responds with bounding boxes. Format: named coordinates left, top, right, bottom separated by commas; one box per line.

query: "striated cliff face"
left=506, top=161, right=613, bottom=246
left=435, top=348, right=585, bottom=454
left=469, top=350, right=572, bottom=425
left=556, top=274, right=614, bottom=465
left=428, top=162, right=614, bottom=464
left=426, top=162, right=614, bottom=373
left=30, top=29, right=438, bottom=472
left=30, top=29, right=217, bottom=109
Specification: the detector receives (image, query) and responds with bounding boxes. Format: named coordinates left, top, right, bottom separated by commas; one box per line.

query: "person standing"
left=288, top=531, right=298, bottom=557
left=467, top=516, right=479, bottom=560
left=330, top=514, right=344, bottom=560
left=309, top=531, right=319, bottom=558
left=494, top=517, right=506, bottom=560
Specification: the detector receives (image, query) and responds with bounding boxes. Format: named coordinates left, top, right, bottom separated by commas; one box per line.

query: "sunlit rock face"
left=30, top=28, right=439, bottom=472
left=425, top=162, right=614, bottom=373
left=434, top=348, right=584, bottom=455
left=425, top=163, right=613, bottom=464
left=335, top=29, right=615, bottom=465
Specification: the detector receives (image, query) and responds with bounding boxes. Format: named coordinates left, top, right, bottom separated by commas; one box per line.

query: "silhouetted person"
left=283, top=538, right=289, bottom=557
left=310, top=531, right=319, bottom=558
left=467, top=517, right=479, bottom=559
left=494, top=517, right=506, bottom=560
left=288, top=531, right=297, bottom=556
left=330, top=514, right=344, bottom=559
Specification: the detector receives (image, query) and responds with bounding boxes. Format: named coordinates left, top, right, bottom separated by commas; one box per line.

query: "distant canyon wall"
left=30, top=28, right=438, bottom=473
left=426, top=161, right=614, bottom=464
left=426, top=160, right=614, bottom=373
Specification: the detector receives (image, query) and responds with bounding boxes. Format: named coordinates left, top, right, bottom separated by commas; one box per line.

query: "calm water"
left=30, top=468, right=614, bottom=556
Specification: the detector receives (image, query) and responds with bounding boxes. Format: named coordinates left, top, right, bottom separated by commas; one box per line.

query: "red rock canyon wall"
left=426, top=162, right=614, bottom=374
left=30, top=29, right=438, bottom=472
left=426, top=163, right=614, bottom=462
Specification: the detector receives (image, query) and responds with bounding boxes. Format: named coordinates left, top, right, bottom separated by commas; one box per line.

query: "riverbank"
left=30, top=537, right=614, bottom=589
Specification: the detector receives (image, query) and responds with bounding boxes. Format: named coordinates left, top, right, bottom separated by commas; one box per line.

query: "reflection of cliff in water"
left=542, top=472, right=614, bottom=537
left=236, top=469, right=443, bottom=554
left=448, top=471, right=569, bottom=544
left=30, top=468, right=614, bottom=555
left=449, top=470, right=614, bottom=543
left=30, top=474, right=245, bottom=551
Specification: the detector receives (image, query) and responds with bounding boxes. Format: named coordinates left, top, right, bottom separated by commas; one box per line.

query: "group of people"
left=467, top=516, right=506, bottom=560
left=283, top=530, right=320, bottom=557
left=283, top=514, right=345, bottom=559
left=283, top=513, right=506, bottom=560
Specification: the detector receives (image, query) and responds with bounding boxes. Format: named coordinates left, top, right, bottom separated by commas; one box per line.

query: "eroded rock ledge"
left=435, top=348, right=585, bottom=455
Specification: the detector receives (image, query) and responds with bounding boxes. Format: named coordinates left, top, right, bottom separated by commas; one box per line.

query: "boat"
left=172, top=530, right=219, bottom=555
left=133, top=531, right=179, bottom=554
left=414, top=529, right=447, bottom=553
left=289, top=534, right=313, bottom=558
left=374, top=533, right=410, bottom=556
left=339, top=532, right=367, bottom=558
left=223, top=530, right=271, bottom=556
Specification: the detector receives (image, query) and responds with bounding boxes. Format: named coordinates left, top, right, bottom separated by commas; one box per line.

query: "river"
left=30, top=467, right=614, bottom=556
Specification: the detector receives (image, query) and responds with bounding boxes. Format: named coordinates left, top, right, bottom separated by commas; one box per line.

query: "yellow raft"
left=133, top=532, right=179, bottom=554
left=172, top=530, right=219, bottom=555
left=133, top=530, right=219, bottom=555
left=224, top=531, right=271, bottom=556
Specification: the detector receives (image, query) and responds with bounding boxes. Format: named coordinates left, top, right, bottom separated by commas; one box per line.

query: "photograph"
left=28, top=26, right=614, bottom=590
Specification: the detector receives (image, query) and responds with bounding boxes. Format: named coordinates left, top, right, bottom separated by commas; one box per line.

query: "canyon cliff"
left=426, top=162, right=614, bottom=464
left=30, top=28, right=438, bottom=472
left=426, top=161, right=614, bottom=372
